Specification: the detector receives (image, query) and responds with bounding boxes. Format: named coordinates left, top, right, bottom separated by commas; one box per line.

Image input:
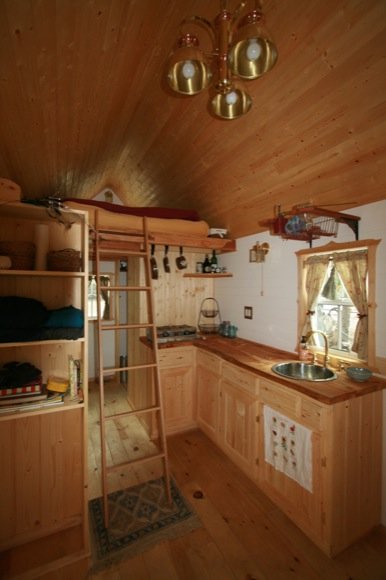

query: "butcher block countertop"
left=152, top=335, right=386, bottom=405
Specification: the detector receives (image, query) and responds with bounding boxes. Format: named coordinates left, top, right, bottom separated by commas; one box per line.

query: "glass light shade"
left=181, top=60, right=195, bottom=79
left=167, top=36, right=211, bottom=95
left=211, top=88, right=252, bottom=120
left=229, top=11, right=278, bottom=79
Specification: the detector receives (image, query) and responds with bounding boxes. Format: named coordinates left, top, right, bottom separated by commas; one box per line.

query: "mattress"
left=65, top=200, right=210, bottom=238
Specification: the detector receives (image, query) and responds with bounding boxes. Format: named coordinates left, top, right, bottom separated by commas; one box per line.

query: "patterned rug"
left=88, top=477, right=201, bottom=572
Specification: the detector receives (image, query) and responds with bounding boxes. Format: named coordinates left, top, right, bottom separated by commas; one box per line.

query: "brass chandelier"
left=166, top=0, right=277, bottom=120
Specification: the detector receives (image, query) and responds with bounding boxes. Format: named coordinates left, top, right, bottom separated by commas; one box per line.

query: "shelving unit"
left=0, top=202, right=89, bottom=577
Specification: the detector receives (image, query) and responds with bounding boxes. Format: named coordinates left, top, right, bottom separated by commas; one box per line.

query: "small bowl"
left=345, top=366, right=372, bottom=382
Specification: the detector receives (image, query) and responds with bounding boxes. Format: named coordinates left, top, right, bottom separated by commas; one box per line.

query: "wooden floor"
left=88, top=399, right=386, bottom=580
left=88, top=381, right=163, bottom=500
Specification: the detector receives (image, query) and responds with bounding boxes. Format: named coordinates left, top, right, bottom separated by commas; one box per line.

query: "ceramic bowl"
left=345, top=366, right=372, bottom=382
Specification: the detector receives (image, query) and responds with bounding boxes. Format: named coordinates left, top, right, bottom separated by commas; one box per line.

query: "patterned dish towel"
left=263, top=405, right=313, bottom=492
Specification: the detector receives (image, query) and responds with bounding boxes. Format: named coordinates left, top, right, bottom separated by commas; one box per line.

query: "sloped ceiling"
left=0, top=0, right=385, bottom=238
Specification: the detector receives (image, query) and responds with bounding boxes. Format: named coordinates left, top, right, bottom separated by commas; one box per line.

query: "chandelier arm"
left=231, top=1, right=248, bottom=26
left=179, top=16, right=216, bottom=44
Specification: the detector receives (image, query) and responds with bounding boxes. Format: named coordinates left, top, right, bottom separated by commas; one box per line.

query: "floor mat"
left=88, top=476, right=201, bottom=572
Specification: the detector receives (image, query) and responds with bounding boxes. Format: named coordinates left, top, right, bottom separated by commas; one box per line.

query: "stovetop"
left=146, top=325, right=198, bottom=344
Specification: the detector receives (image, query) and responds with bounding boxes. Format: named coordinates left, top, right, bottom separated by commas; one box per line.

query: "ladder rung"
left=103, top=405, right=162, bottom=421
left=106, top=451, right=166, bottom=473
left=104, top=285, right=151, bottom=291
left=102, top=322, right=154, bottom=331
left=96, top=229, right=145, bottom=239
left=101, top=362, right=157, bottom=373
left=97, top=248, right=146, bottom=257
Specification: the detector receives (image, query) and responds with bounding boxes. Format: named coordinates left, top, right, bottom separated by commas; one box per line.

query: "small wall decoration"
left=249, top=241, right=270, bottom=263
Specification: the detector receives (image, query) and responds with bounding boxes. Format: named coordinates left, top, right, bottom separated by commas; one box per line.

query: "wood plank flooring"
left=88, top=411, right=386, bottom=580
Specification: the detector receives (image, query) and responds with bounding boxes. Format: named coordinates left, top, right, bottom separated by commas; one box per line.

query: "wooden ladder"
left=93, top=215, right=171, bottom=527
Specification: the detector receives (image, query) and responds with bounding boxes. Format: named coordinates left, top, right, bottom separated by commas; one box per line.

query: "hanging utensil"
left=163, top=245, right=170, bottom=273
left=150, top=244, right=158, bottom=280
left=176, top=246, right=187, bottom=270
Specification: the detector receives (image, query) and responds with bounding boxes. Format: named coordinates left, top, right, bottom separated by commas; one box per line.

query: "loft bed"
left=64, top=198, right=236, bottom=252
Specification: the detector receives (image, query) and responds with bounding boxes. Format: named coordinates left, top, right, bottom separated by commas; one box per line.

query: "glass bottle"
left=210, top=250, right=218, bottom=273
left=203, top=254, right=211, bottom=273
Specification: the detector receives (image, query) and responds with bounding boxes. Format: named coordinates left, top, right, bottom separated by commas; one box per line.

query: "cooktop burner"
left=146, top=325, right=198, bottom=344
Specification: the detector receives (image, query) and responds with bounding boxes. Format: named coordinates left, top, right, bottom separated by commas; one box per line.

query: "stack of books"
left=0, top=379, right=64, bottom=414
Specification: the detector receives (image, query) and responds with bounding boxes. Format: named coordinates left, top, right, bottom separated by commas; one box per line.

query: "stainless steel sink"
left=271, top=362, right=337, bottom=382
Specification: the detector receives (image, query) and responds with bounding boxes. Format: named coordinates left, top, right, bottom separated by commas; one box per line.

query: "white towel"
left=263, top=405, right=313, bottom=492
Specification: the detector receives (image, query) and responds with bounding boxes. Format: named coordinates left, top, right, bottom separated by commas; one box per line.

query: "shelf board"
left=0, top=337, right=86, bottom=348
left=183, top=273, right=233, bottom=278
left=148, top=233, right=236, bottom=253
left=0, top=269, right=86, bottom=277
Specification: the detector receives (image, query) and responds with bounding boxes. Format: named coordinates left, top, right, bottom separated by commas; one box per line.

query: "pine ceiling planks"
left=0, top=0, right=385, bottom=238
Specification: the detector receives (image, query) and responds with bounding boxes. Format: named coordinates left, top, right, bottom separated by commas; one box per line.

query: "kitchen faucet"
left=305, top=330, right=329, bottom=367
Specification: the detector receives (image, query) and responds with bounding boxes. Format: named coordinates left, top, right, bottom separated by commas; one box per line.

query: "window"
left=88, top=274, right=113, bottom=320
left=315, top=264, right=358, bottom=356
left=296, top=240, right=380, bottom=368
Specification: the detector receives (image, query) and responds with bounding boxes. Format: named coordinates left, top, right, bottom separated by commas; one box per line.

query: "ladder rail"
left=142, top=218, right=172, bottom=505
left=94, top=213, right=109, bottom=525
left=94, top=214, right=171, bottom=528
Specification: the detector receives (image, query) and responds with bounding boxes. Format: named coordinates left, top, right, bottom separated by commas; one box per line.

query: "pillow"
left=44, top=305, right=84, bottom=328
left=0, top=296, right=48, bottom=329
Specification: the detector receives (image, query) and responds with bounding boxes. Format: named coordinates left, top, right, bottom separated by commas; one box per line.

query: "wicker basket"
left=201, top=309, right=219, bottom=318
left=0, top=241, right=35, bottom=270
left=47, top=248, right=82, bottom=271
left=198, top=323, right=220, bottom=334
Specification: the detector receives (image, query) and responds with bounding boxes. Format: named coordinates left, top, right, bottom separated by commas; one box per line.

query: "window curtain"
left=301, top=255, right=330, bottom=337
left=332, top=250, right=368, bottom=359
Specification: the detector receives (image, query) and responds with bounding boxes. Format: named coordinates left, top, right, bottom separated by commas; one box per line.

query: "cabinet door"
left=161, top=365, right=195, bottom=434
left=220, top=379, right=259, bottom=476
left=0, top=408, right=84, bottom=550
left=196, top=362, right=220, bottom=442
left=257, top=400, right=323, bottom=545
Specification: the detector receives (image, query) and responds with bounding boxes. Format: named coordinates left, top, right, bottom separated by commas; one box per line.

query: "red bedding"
left=64, top=198, right=201, bottom=221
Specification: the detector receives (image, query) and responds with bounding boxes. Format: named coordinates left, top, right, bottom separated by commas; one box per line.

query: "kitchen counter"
left=145, top=335, right=386, bottom=405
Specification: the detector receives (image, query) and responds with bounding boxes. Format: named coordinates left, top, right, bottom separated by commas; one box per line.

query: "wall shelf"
left=183, top=273, right=233, bottom=278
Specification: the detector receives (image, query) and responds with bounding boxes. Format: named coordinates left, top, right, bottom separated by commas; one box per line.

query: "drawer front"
left=158, top=347, right=194, bottom=368
left=196, top=349, right=222, bottom=375
left=260, top=379, right=298, bottom=418
left=222, top=361, right=259, bottom=396
left=300, top=397, right=323, bottom=430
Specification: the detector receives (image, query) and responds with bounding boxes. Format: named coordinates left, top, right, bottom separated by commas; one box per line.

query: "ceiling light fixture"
left=166, top=0, right=277, bottom=120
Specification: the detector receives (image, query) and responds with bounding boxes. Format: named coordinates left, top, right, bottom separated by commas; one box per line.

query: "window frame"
left=296, top=239, right=380, bottom=369
left=87, top=272, right=115, bottom=322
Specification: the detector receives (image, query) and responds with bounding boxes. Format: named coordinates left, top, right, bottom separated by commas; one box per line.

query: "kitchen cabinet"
left=158, top=346, right=196, bottom=434
left=257, top=378, right=324, bottom=547
left=194, top=341, right=384, bottom=557
left=219, top=361, right=259, bottom=477
left=196, top=349, right=222, bottom=442
left=0, top=202, right=89, bottom=576
left=258, top=377, right=382, bottom=556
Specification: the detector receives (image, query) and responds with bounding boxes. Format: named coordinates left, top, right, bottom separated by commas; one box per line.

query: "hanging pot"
left=176, top=246, right=187, bottom=270
left=163, top=245, right=170, bottom=273
left=150, top=244, right=158, bottom=280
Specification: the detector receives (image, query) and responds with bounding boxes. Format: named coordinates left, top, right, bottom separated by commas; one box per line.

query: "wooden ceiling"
left=0, top=0, right=385, bottom=239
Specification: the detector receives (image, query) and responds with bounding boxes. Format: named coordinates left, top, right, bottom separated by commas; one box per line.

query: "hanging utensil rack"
left=259, top=205, right=360, bottom=246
